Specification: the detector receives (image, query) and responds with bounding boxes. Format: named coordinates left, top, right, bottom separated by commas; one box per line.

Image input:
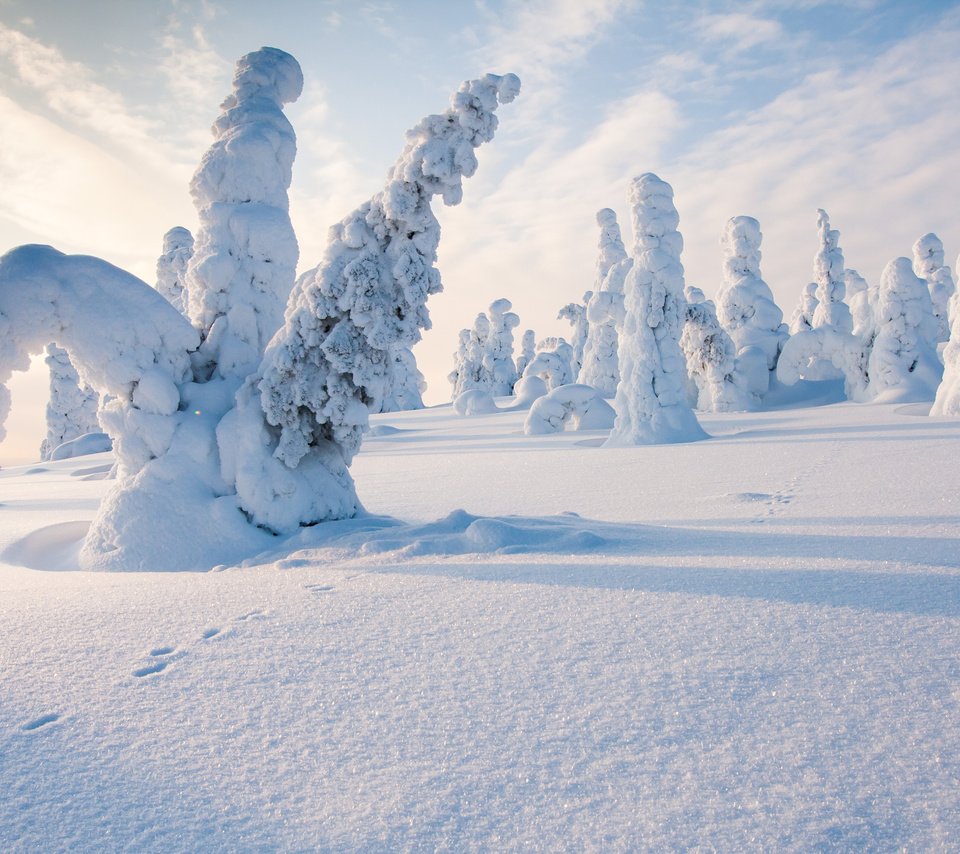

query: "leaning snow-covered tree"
left=606, top=174, right=706, bottom=446
left=39, top=343, right=101, bottom=460
left=681, top=289, right=751, bottom=413
left=866, top=257, right=942, bottom=402
left=912, top=233, right=955, bottom=345
left=579, top=208, right=631, bottom=395
left=482, top=298, right=520, bottom=395
left=155, top=226, right=194, bottom=315
left=0, top=48, right=520, bottom=569
left=716, top=215, right=788, bottom=398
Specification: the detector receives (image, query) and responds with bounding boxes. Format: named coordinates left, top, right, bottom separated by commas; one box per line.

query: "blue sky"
left=1, top=0, right=959, bottom=463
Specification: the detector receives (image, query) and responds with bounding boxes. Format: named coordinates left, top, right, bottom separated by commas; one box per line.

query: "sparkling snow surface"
left=1, top=399, right=959, bottom=850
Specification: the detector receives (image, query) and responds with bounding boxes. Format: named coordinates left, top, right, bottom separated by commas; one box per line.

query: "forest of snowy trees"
left=1, top=44, right=959, bottom=571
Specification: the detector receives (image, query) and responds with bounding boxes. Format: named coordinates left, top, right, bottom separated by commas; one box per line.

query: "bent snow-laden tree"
left=0, top=48, right=520, bottom=569
left=579, top=208, right=631, bottom=395
left=606, top=174, right=706, bottom=445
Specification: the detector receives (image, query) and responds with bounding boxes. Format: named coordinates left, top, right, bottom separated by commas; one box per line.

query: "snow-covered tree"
left=867, top=257, right=942, bottom=402
left=515, top=328, right=536, bottom=379
left=483, top=298, right=520, bottom=395
left=811, top=209, right=853, bottom=334
left=524, top=384, right=615, bottom=435
left=579, top=208, right=631, bottom=395
left=912, top=233, right=955, bottom=344
left=606, top=174, right=706, bottom=445
left=185, top=47, right=303, bottom=382
left=789, top=282, right=819, bottom=334
left=523, top=338, right=575, bottom=390
left=448, top=328, right=472, bottom=398
left=39, top=344, right=101, bottom=460
left=845, top=268, right=876, bottom=343
left=380, top=345, right=426, bottom=412
left=558, top=292, right=590, bottom=379
left=932, top=288, right=960, bottom=415
left=155, top=227, right=194, bottom=315
left=0, top=56, right=520, bottom=569
left=681, top=292, right=751, bottom=412
left=716, top=215, right=787, bottom=396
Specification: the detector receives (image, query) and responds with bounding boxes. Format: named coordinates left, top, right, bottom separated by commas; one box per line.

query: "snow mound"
left=524, top=384, right=615, bottom=434
left=453, top=389, right=498, bottom=415
left=49, top=431, right=112, bottom=460
left=1, top=520, right=91, bottom=571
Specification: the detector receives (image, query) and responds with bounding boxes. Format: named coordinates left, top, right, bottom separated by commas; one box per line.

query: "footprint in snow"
left=22, top=713, right=60, bottom=732
left=305, top=584, right=335, bottom=596
left=133, top=659, right=170, bottom=678
left=201, top=627, right=221, bottom=639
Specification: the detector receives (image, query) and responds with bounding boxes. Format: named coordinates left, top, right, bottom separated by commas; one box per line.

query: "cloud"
left=696, top=12, right=786, bottom=54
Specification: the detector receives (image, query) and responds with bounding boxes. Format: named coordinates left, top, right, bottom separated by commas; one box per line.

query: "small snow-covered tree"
left=867, top=257, right=942, bottom=402
left=681, top=292, right=751, bottom=412
left=579, top=208, right=631, bottom=395
left=558, top=293, right=590, bottom=379
left=811, top=209, right=853, bottom=334
left=483, top=298, right=520, bottom=395
left=912, top=233, right=955, bottom=344
left=448, top=328, right=472, bottom=398
left=515, top=328, right=536, bottom=378
left=39, top=344, right=101, bottom=460
left=523, top=338, right=575, bottom=389
left=606, top=174, right=706, bottom=445
left=524, top=384, right=615, bottom=435
left=155, top=227, right=194, bottom=315
left=716, top=215, right=787, bottom=396
left=185, top=47, right=303, bottom=382
left=380, top=345, right=426, bottom=412
left=845, top=268, right=876, bottom=343
left=789, top=282, right=819, bottom=334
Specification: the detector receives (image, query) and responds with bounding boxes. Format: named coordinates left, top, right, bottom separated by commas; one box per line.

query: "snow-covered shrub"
left=681, top=297, right=752, bottom=412
left=39, top=344, right=101, bottom=460
left=185, top=47, right=303, bottom=381
left=867, top=257, right=941, bottom=402
left=912, top=233, right=955, bottom=344
left=524, top=384, right=615, bottom=434
left=789, top=282, right=819, bottom=334
left=606, top=174, right=706, bottom=445
left=226, top=71, right=521, bottom=534
left=515, top=328, right=536, bottom=379
left=453, top=388, right=498, bottom=416
left=716, top=215, right=787, bottom=396
left=380, top=345, right=426, bottom=412
left=483, top=298, right=520, bottom=395
left=558, top=293, right=590, bottom=379
left=155, top=226, right=194, bottom=315
left=524, top=338, right=574, bottom=389
left=579, top=208, right=631, bottom=395
left=811, top=209, right=853, bottom=334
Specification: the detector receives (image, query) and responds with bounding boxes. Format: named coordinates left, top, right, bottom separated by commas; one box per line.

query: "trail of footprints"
left=743, top=440, right=841, bottom=523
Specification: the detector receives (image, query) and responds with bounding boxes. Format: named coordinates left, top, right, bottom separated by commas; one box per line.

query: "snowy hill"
left=1, top=398, right=959, bottom=850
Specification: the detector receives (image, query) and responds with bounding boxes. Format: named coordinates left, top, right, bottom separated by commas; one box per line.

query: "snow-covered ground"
left=1, top=396, right=959, bottom=850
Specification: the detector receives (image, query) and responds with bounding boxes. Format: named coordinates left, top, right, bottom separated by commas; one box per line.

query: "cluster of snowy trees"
left=0, top=47, right=521, bottom=568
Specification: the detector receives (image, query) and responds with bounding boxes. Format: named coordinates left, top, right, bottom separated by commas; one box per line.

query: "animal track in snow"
left=133, top=659, right=170, bottom=678
left=305, top=583, right=335, bottom=596
left=150, top=646, right=176, bottom=657
left=22, top=713, right=60, bottom=731
left=201, top=627, right=221, bottom=639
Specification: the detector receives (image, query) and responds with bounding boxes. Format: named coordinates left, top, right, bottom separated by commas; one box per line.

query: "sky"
left=1, top=0, right=959, bottom=464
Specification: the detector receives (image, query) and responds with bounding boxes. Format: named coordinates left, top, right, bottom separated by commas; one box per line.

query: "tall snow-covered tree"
left=185, top=47, right=303, bottom=382
left=483, top=298, right=520, bottom=395
left=450, top=312, right=493, bottom=398
left=931, top=283, right=960, bottom=415
left=811, top=209, right=853, bottom=334
left=606, top=174, right=706, bottom=445
left=0, top=54, right=520, bottom=569
left=380, top=345, right=426, bottom=412
left=39, top=344, right=101, bottom=460
left=681, top=290, right=751, bottom=412
left=558, top=293, right=590, bottom=380
left=155, top=227, right=194, bottom=315
left=515, top=328, right=536, bottom=379
left=716, top=215, right=787, bottom=397
left=579, top=208, right=632, bottom=395
left=912, top=233, right=955, bottom=345
left=845, top=268, right=876, bottom=343
left=867, top=257, right=942, bottom=402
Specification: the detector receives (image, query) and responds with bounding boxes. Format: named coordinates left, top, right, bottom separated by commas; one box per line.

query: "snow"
left=1, top=398, right=959, bottom=850
left=154, top=226, right=193, bottom=315
left=524, top=383, right=616, bottom=434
